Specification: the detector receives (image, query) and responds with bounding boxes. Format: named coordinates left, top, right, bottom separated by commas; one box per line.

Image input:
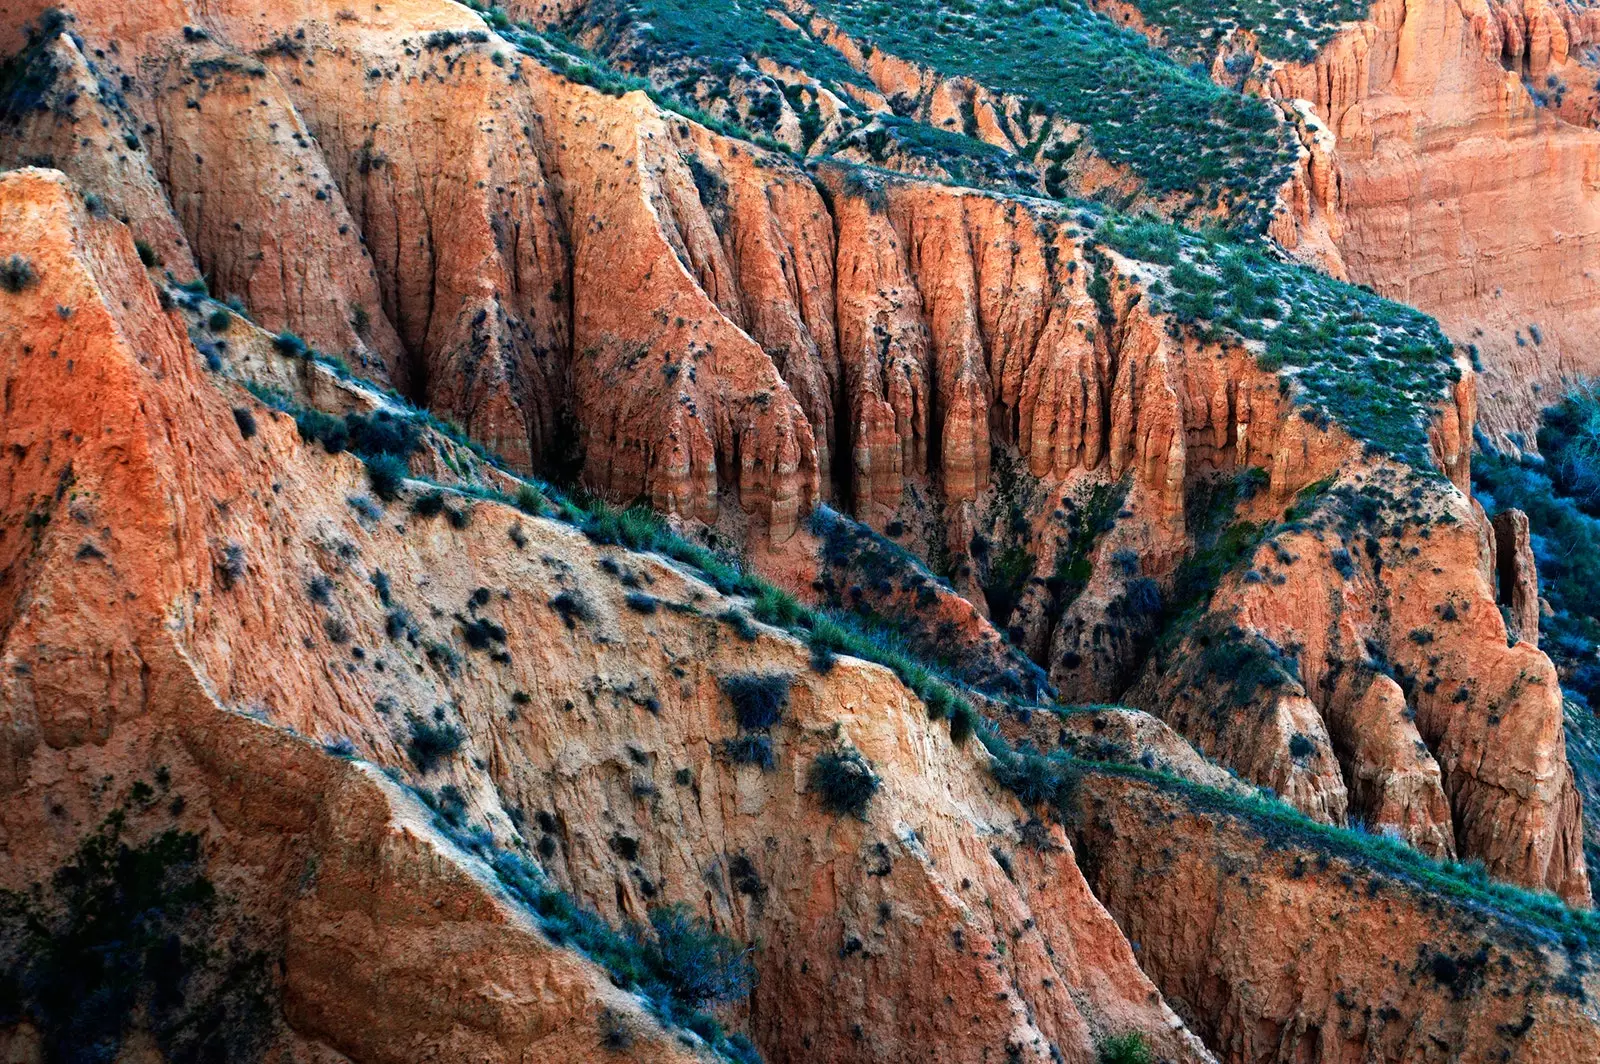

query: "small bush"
left=231, top=407, right=257, bottom=439
left=461, top=615, right=507, bottom=650
left=208, top=308, right=231, bottom=332
left=272, top=330, right=308, bottom=357
left=645, top=904, right=754, bottom=1009
left=385, top=606, right=416, bottom=641
left=720, top=672, right=791, bottom=731
left=306, top=574, right=333, bottom=604
left=721, top=735, right=776, bottom=770
left=295, top=409, right=348, bottom=452
left=549, top=589, right=593, bottom=629
left=1098, top=1032, right=1152, bottom=1064
left=515, top=484, right=548, bottom=515
left=135, top=239, right=159, bottom=267
left=411, top=490, right=445, bottom=517
left=216, top=543, right=246, bottom=590
left=624, top=592, right=658, bottom=615
left=0, top=255, right=37, bottom=293
left=366, top=454, right=409, bottom=500
left=405, top=711, right=465, bottom=773
left=809, top=643, right=837, bottom=674
left=809, top=747, right=880, bottom=818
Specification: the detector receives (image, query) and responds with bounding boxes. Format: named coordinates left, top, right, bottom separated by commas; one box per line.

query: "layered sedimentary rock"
left=1270, top=0, right=1600, bottom=442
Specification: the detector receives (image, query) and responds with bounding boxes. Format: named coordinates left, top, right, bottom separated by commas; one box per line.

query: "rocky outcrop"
left=1075, top=770, right=1600, bottom=1064
left=1492, top=507, right=1541, bottom=645
left=0, top=165, right=1211, bottom=1064
left=1270, top=0, right=1600, bottom=443
left=0, top=165, right=710, bottom=1064
left=1132, top=464, right=1590, bottom=902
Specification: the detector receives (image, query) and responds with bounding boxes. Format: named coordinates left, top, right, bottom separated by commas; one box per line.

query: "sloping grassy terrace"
left=1116, top=0, right=1371, bottom=64
left=1098, top=215, right=1460, bottom=468
left=811, top=0, right=1300, bottom=228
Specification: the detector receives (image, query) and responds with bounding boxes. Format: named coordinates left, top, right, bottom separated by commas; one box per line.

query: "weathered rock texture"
left=0, top=165, right=710, bottom=1064
left=1130, top=461, right=1590, bottom=903
left=2, top=0, right=1586, bottom=907
left=1492, top=506, right=1541, bottom=645
left=0, top=165, right=1211, bottom=1064
left=1270, top=0, right=1600, bottom=443
left=1075, top=771, right=1600, bottom=1064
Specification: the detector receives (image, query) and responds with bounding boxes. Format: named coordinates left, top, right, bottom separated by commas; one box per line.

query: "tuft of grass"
left=0, top=254, right=38, bottom=293
left=809, top=747, right=880, bottom=818
left=720, top=672, right=792, bottom=731
left=366, top=453, right=409, bottom=501
left=624, top=591, right=659, bottom=615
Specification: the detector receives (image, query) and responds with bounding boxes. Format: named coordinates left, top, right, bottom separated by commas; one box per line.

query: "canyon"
left=4, top=0, right=1600, bottom=1061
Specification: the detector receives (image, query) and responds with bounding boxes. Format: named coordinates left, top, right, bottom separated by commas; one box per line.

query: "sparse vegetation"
left=405, top=710, right=466, bottom=772
left=721, top=672, right=791, bottom=731
left=0, top=254, right=37, bottom=293
left=469, top=841, right=761, bottom=1059
left=0, top=797, right=273, bottom=1063
left=809, top=747, right=880, bottom=818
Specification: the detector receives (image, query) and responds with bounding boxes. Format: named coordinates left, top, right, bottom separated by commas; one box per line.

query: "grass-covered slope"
left=562, top=0, right=1298, bottom=228
left=1107, top=0, right=1371, bottom=64
left=812, top=0, right=1298, bottom=226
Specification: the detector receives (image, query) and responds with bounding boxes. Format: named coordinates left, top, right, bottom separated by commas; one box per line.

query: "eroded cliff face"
left=0, top=166, right=1211, bottom=1064
left=2, top=0, right=1586, bottom=906
left=0, top=166, right=714, bottom=1064
left=1269, top=0, right=1600, bottom=443
left=1074, top=771, right=1600, bottom=1064
left=6, top=0, right=1600, bottom=1058
left=1128, top=458, right=1590, bottom=903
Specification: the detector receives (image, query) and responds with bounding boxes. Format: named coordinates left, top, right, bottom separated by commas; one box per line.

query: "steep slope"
left=0, top=165, right=1212, bottom=1064
left=1268, top=0, right=1600, bottom=446
left=1, top=0, right=1587, bottom=905
left=1074, top=770, right=1600, bottom=1064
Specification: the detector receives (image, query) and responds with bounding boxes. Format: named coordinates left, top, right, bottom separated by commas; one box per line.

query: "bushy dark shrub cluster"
left=809, top=747, right=880, bottom=818
left=720, top=672, right=792, bottom=731
left=405, top=710, right=465, bottom=773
